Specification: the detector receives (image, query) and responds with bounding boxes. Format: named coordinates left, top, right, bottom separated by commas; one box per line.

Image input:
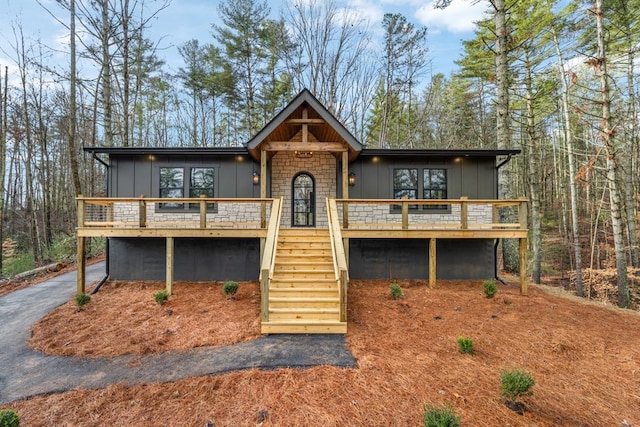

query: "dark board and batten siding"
left=109, top=238, right=260, bottom=282
left=348, top=153, right=498, bottom=200
left=107, top=153, right=262, bottom=282
left=109, top=154, right=261, bottom=198
left=102, top=150, right=503, bottom=282
left=347, top=153, right=498, bottom=281
left=348, top=239, right=495, bottom=281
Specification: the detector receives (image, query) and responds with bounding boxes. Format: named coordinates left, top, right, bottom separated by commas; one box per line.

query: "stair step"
left=271, top=306, right=339, bottom=312
left=269, top=288, right=339, bottom=298
left=268, top=309, right=340, bottom=321
left=279, top=228, right=329, bottom=236
left=270, top=279, right=337, bottom=289
left=261, top=321, right=347, bottom=334
left=276, top=248, right=331, bottom=255
left=268, top=297, right=339, bottom=309
left=274, top=265, right=334, bottom=273
left=276, top=253, right=332, bottom=259
left=273, top=272, right=335, bottom=280
left=278, top=235, right=332, bottom=242
left=262, top=227, right=345, bottom=334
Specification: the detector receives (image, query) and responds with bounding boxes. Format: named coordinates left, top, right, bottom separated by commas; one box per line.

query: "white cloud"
left=338, top=0, right=385, bottom=27
left=415, top=0, right=489, bottom=34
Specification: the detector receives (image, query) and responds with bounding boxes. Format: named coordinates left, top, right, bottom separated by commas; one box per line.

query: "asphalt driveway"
left=0, top=263, right=356, bottom=404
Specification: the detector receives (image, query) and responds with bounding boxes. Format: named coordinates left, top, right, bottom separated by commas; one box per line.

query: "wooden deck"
left=76, top=196, right=529, bottom=334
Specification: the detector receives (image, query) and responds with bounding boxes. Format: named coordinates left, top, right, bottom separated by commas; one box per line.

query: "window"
left=159, top=167, right=215, bottom=210
left=423, top=168, right=447, bottom=210
left=189, top=167, right=215, bottom=209
left=160, top=167, right=184, bottom=209
left=392, top=167, right=448, bottom=212
left=393, top=169, right=418, bottom=200
left=393, top=168, right=419, bottom=210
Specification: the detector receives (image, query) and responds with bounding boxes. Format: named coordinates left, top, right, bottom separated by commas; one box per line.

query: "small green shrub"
left=75, top=293, right=91, bottom=307
left=423, top=403, right=460, bottom=427
left=457, top=337, right=474, bottom=354
left=500, top=368, right=535, bottom=402
left=483, top=280, right=497, bottom=298
left=0, top=409, right=20, bottom=427
left=1, top=251, right=35, bottom=278
left=222, top=281, right=239, bottom=298
left=153, top=290, right=169, bottom=305
left=390, top=283, right=403, bottom=300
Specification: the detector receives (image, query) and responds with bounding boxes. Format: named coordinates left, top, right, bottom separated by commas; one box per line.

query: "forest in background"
left=0, top=0, right=637, bottom=308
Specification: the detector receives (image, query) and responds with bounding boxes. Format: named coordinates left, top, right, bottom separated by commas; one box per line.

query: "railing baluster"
left=402, top=200, right=409, bottom=230
left=199, top=195, right=207, bottom=229
left=519, top=199, right=528, bottom=230
left=138, top=195, right=147, bottom=228
left=460, top=196, right=468, bottom=229
left=77, top=196, right=85, bottom=228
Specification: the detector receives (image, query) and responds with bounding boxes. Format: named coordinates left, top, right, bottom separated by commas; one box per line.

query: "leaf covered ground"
left=3, top=277, right=640, bottom=426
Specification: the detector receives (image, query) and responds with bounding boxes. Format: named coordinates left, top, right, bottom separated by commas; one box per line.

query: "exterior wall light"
left=348, top=172, right=356, bottom=187
left=252, top=171, right=260, bottom=185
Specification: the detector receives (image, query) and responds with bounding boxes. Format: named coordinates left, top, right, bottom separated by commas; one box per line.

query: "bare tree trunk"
left=624, top=49, right=638, bottom=267
left=69, top=0, right=82, bottom=196
left=16, top=28, right=42, bottom=262
left=0, top=66, right=7, bottom=274
left=524, top=57, right=541, bottom=284
left=101, top=0, right=114, bottom=146
left=33, top=54, right=52, bottom=250
left=121, top=0, right=130, bottom=146
left=553, top=28, right=583, bottom=296
left=492, top=0, right=518, bottom=273
left=594, top=0, right=630, bottom=308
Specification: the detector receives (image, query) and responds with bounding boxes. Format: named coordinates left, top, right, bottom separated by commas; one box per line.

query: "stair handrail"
left=259, top=197, right=283, bottom=323
left=327, top=198, right=349, bottom=322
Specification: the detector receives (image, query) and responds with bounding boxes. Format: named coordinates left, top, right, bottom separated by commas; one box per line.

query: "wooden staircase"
left=261, top=228, right=347, bottom=334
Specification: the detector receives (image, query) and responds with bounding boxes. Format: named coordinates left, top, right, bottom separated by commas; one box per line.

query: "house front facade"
left=79, top=89, right=527, bottom=333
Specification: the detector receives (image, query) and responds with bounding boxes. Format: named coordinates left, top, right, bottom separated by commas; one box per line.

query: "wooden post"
left=139, top=195, right=147, bottom=228
left=77, top=236, right=86, bottom=295
left=402, top=200, right=409, bottom=229
left=260, top=151, right=267, bottom=228
left=519, top=199, right=528, bottom=230
left=342, top=201, right=349, bottom=229
left=460, top=196, right=468, bottom=229
left=342, top=151, right=349, bottom=228
left=106, top=201, right=113, bottom=224
left=166, top=236, right=174, bottom=295
left=339, top=269, right=348, bottom=322
left=199, top=195, right=207, bottom=229
left=343, top=237, right=349, bottom=268
left=429, top=238, right=436, bottom=289
left=261, top=269, right=269, bottom=322
left=77, top=196, right=85, bottom=228
left=342, top=151, right=349, bottom=200
left=519, top=237, right=528, bottom=295
left=492, top=204, right=500, bottom=229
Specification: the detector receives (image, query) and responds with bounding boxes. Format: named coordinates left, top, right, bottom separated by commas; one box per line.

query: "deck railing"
left=327, top=198, right=349, bottom=323
left=77, top=196, right=275, bottom=231
left=259, top=198, right=283, bottom=323
left=335, top=197, right=529, bottom=231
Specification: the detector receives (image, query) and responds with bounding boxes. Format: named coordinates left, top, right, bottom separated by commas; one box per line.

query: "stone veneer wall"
left=92, top=199, right=492, bottom=230
left=270, top=151, right=336, bottom=228
left=105, top=202, right=271, bottom=228
left=337, top=203, right=494, bottom=228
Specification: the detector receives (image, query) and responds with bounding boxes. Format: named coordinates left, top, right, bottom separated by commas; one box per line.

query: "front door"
left=292, top=172, right=315, bottom=227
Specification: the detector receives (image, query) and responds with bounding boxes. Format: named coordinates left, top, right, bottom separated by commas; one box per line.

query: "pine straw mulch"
left=3, top=278, right=640, bottom=426
left=28, top=280, right=262, bottom=356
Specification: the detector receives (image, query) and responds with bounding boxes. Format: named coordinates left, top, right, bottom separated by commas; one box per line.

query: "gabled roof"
left=246, top=89, right=362, bottom=161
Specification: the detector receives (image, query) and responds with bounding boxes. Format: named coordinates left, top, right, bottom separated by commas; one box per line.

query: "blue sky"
left=0, top=0, right=489, bottom=83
